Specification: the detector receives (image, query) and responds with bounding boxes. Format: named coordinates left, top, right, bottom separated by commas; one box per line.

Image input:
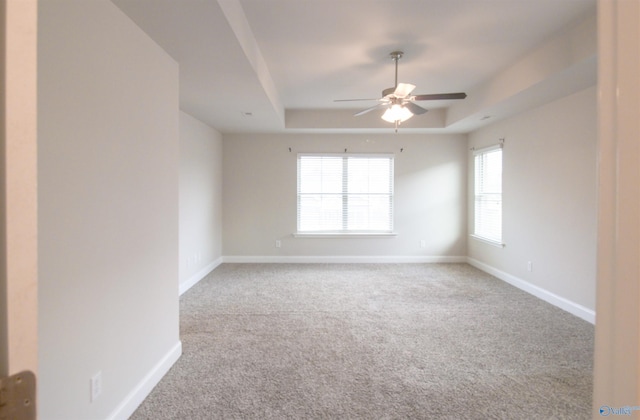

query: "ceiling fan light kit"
left=381, top=103, right=413, bottom=123
left=335, top=50, right=467, bottom=132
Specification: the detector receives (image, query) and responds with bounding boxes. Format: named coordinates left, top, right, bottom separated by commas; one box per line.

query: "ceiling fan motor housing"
left=382, top=87, right=398, bottom=98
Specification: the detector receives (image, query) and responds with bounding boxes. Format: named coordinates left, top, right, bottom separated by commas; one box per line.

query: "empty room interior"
left=14, top=0, right=638, bottom=418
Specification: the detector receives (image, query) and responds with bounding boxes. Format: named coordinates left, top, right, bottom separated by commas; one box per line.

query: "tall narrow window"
left=473, top=145, right=503, bottom=244
left=297, top=154, right=394, bottom=234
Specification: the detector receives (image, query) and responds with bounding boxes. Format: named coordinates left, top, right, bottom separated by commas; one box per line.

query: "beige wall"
left=223, top=133, right=468, bottom=261
left=179, top=111, right=223, bottom=293
left=0, top=0, right=38, bottom=378
left=468, top=86, right=597, bottom=313
left=593, top=0, right=640, bottom=412
left=38, top=1, right=180, bottom=418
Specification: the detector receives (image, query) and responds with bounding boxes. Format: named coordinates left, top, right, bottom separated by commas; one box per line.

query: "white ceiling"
left=113, top=0, right=597, bottom=134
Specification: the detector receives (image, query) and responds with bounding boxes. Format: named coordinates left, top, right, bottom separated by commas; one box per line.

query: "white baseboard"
left=222, top=255, right=467, bottom=264
left=179, top=257, right=223, bottom=296
left=107, top=341, right=182, bottom=420
left=467, top=257, right=595, bottom=324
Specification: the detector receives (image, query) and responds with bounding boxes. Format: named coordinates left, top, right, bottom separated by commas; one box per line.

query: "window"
left=473, top=145, right=503, bottom=245
left=297, top=154, right=394, bottom=234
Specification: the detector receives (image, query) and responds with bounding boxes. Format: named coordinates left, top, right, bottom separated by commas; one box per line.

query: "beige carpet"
left=131, top=263, right=593, bottom=419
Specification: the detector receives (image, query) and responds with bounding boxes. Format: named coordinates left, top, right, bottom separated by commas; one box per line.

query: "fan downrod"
left=385, top=51, right=404, bottom=95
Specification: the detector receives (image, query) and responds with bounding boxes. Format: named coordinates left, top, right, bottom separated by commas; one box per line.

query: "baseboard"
left=107, top=341, right=182, bottom=420
left=467, top=257, right=595, bottom=324
left=179, top=257, right=223, bottom=296
left=222, top=255, right=467, bottom=263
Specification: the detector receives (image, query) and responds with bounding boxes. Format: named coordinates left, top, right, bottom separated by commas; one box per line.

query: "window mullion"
left=342, top=156, right=348, bottom=231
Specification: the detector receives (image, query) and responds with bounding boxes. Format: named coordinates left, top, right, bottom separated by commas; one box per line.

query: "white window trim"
left=296, top=153, right=395, bottom=236
left=472, top=143, right=504, bottom=246
left=293, top=232, right=397, bottom=238
left=470, top=234, right=505, bottom=248
left=472, top=143, right=503, bottom=155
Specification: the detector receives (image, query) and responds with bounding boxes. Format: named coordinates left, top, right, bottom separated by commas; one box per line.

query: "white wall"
left=179, top=111, right=223, bottom=293
left=38, top=1, right=180, bottom=419
left=468, top=86, right=597, bottom=315
left=223, top=133, right=467, bottom=261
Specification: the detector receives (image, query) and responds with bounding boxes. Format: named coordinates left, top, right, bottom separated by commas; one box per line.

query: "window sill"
left=470, top=234, right=505, bottom=248
left=293, top=232, right=397, bottom=239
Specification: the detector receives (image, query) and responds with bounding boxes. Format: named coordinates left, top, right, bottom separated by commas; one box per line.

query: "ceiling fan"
left=335, top=51, right=467, bottom=131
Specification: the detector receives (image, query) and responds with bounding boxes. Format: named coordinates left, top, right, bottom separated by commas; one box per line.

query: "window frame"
left=296, top=153, right=395, bottom=236
left=471, top=144, right=504, bottom=247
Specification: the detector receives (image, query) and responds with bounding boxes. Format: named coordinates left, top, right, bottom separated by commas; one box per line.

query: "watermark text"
left=599, top=405, right=640, bottom=416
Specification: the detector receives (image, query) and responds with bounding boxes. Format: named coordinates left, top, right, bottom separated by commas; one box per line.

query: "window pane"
left=348, top=157, right=391, bottom=193
left=298, top=194, right=342, bottom=231
left=347, top=194, right=391, bottom=230
left=299, top=156, right=342, bottom=193
left=476, top=150, right=502, bottom=193
left=474, top=194, right=502, bottom=242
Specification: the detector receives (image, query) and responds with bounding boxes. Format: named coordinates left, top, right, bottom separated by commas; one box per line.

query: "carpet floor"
left=130, top=263, right=594, bottom=419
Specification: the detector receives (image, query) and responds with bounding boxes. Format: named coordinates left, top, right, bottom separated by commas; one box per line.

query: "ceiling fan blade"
left=412, top=92, right=467, bottom=101
left=334, top=98, right=380, bottom=102
left=354, top=103, right=385, bottom=117
left=393, top=83, right=416, bottom=98
left=405, top=101, right=428, bottom=115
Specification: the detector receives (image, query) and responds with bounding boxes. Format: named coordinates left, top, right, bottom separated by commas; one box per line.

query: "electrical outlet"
left=275, top=240, right=282, bottom=248
left=527, top=261, right=533, bottom=272
left=420, top=240, right=426, bottom=248
left=91, top=371, right=102, bottom=402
